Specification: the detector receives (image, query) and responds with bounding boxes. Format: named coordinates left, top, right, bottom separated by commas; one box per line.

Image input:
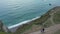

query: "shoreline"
left=8, top=16, right=41, bottom=29
left=8, top=16, right=41, bottom=32
left=8, top=6, right=60, bottom=32
left=7, top=7, right=54, bottom=29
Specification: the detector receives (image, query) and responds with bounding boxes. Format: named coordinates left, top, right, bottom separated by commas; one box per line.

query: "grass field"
left=53, top=11, right=60, bottom=24
left=0, top=32, right=13, bottom=34
left=53, top=30, right=60, bottom=34
left=43, top=19, right=53, bottom=28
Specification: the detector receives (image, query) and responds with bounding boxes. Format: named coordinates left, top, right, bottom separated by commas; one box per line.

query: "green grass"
left=43, top=19, right=53, bottom=28
left=54, top=30, right=60, bottom=34
left=14, top=24, right=34, bottom=34
left=53, top=11, right=60, bottom=24
left=0, top=32, right=13, bottom=34
left=14, top=12, right=50, bottom=34
left=0, top=32, right=7, bottom=34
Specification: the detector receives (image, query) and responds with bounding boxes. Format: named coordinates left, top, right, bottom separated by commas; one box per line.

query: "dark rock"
left=0, top=20, right=4, bottom=32
left=49, top=3, right=52, bottom=6
left=0, top=20, right=10, bottom=32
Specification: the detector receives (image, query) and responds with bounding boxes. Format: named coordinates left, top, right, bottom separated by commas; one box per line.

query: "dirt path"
left=29, top=7, right=60, bottom=34
left=50, top=13, right=55, bottom=25
left=29, top=24, right=60, bottom=34
left=49, top=9, right=58, bottom=25
left=21, top=7, right=60, bottom=34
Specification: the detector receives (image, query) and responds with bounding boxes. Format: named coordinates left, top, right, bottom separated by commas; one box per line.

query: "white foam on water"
left=8, top=16, right=41, bottom=29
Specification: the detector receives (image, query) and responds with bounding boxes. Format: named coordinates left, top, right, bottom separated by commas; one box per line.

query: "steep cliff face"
left=0, top=20, right=4, bottom=32
left=0, top=20, right=10, bottom=32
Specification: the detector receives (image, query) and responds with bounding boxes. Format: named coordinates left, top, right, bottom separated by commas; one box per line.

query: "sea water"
left=0, top=0, right=60, bottom=29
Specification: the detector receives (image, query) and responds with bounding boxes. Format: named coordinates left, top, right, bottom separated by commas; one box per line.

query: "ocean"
left=0, top=0, right=60, bottom=29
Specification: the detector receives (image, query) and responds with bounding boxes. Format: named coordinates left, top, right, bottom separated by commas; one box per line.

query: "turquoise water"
left=0, top=0, right=60, bottom=28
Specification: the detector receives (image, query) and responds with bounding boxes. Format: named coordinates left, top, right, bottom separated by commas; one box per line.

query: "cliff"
left=14, top=6, right=60, bottom=34
left=0, top=6, right=60, bottom=34
left=0, top=20, right=10, bottom=33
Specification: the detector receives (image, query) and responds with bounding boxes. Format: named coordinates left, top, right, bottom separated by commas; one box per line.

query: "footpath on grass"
left=29, top=6, right=60, bottom=34
left=29, top=24, right=60, bottom=34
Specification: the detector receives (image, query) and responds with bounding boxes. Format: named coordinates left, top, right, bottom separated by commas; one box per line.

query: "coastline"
left=0, top=6, right=60, bottom=34
left=8, top=16, right=41, bottom=29
left=8, top=16, right=41, bottom=32
left=9, top=6, right=60, bottom=32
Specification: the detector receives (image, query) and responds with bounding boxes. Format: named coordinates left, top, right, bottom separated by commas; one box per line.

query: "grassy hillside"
left=13, top=6, right=60, bottom=34
left=53, top=11, right=60, bottom=24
